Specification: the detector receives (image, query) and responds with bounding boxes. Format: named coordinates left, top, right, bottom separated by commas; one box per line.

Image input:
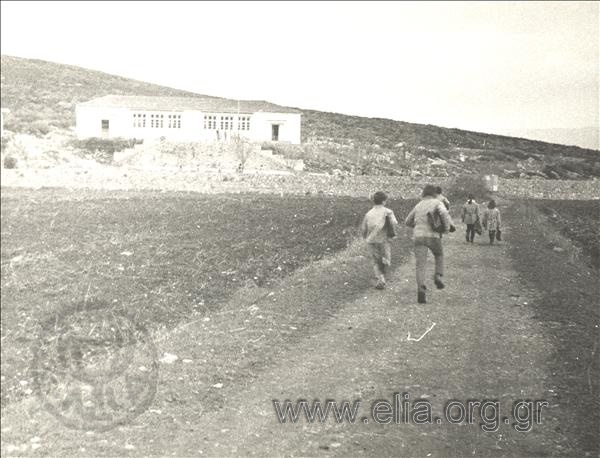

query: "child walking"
left=405, top=185, right=455, bottom=303
left=361, top=191, right=398, bottom=290
left=461, top=194, right=480, bottom=243
left=482, top=200, right=502, bottom=244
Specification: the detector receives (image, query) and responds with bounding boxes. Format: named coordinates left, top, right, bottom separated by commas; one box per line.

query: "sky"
left=1, top=1, right=598, bottom=147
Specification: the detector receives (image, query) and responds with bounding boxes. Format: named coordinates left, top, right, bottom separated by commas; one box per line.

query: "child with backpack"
left=405, top=185, right=455, bottom=303
left=361, top=191, right=398, bottom=290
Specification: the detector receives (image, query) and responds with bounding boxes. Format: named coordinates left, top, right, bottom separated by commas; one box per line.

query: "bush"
left=501, top=148, right=534, bottom=161
left=446, top=173, right=490, bottom=203
left=541, top=164, right=562, bottom=179
left=70, top=137, right=143, bottom=154
left=25, top=120, right=51, bottom=137
left=1, top=136, right=10, bottom=153
left=541, top=159, right=600, bottom=179
left=4, top=156, right=18, bottom=169
left=70, top=137, right=143, bottom=163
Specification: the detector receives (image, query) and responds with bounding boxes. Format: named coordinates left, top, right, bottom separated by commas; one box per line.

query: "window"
left=133, top=113, right=146, bottom=128
left=150, top=114, right=164, bottom=129
left=220, top=115, right=233, bottom=130
left=168, top=114, right=181, bottom=129
left=238, top=116, right=250, bottom=131
left=204, top=115, right=217, bottom=130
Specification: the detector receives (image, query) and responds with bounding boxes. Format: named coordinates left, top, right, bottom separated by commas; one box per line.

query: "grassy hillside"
left=0, top=55, right=221, bottom=135
left=1, top=54, right=599, bottom=178
left=301, top=109, right=597, bottom=159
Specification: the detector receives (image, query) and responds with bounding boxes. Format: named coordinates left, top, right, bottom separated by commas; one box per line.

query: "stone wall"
left=497, top=178, right=600, bottom=200
left=2, top=167, right=599, bottom=200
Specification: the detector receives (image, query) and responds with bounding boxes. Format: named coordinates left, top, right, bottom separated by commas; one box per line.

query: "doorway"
left=101, top=119, right=109, bottom=138
left=271, top=124, right=279, bottom=141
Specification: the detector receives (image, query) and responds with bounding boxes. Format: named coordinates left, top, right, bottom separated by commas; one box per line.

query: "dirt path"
left=154, top=218, right=568, bottom=456
left=1, top=203, right=580, bottom=456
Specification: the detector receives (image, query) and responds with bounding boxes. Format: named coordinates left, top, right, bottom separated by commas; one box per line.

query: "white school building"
left=75, top=95, right=302, bottom=144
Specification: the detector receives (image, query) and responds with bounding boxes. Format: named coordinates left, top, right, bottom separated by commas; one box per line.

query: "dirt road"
left=151, top=219, right=567, bottom=456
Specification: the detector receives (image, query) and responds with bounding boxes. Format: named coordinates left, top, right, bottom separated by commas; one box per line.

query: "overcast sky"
left=1, top=1, right=598, bottom=146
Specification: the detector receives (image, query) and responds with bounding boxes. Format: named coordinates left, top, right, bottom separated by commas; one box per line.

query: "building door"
left=271, top=124, right=279, bottom=141
left=101, top=119, right=109, bottom=138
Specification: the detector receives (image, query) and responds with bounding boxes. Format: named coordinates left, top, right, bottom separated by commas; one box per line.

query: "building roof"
left=78, top=95, right=301, bottom=114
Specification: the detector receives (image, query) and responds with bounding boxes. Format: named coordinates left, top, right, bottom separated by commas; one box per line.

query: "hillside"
left=0, top=55, right=222, bottom=133
left=1, top=55, right=599, bottom=179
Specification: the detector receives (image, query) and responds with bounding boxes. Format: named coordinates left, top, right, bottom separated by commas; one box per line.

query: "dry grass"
left=506, top=200, right=599, bottom=452
left=0, top=187, right=416, bottom=408
left=532, top=199, right=600, bottom=269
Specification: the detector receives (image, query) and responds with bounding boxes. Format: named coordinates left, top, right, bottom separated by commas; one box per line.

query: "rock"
left=553, top=246, right=564, bottom=252
left=548, top=170, right=561, bottom=179
left=159, top=353, right=179, bottom=364
left=565, top=171, right=581, bottom=179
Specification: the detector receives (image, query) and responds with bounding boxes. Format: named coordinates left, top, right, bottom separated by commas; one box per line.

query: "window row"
left=204, top=115, right=251, bottom=131
left=132, top=113, right=250, bottom=130
left=133, top=113, right=181, bottom=129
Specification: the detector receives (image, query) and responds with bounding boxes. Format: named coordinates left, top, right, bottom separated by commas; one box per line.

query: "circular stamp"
left=30, top=300, right=158, bottom=431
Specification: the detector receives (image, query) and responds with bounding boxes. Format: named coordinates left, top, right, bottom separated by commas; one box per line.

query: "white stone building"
left=75, top=95, right=301, bottom=144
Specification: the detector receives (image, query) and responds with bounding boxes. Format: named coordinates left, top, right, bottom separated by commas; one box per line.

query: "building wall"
left=249, top=112, right=301, bottom=144
left=76, top=105, right=302, bottom=144
left=76, top=106, right=127, bottom=138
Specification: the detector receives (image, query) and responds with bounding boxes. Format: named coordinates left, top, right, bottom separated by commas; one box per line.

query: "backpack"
left=427, top=206, right=445, bottom=234
left=384, top=213, right=396, bottom=238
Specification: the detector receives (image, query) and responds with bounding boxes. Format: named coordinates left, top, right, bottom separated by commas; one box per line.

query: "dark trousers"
left=414, top=237, right=444, bottom=289
left=465, top=224, right=475, bottom=242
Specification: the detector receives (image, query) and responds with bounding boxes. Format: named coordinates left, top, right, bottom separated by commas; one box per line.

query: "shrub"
left=25, top=120, right=51, bottom=137
left=1, top=136, right=10, bottom=153
left=542, top=164, right=562, bottom=179
left=71, top=137, right=143, bottom=154
left=492, top=148, right=531, bottom=161
left=4, top=156, right=18, bottom=169
left=542, top=159, right=600, bottom=179
left=68, top=137, right=143, bottom=164
left=446, top=173, right=490, bottom=203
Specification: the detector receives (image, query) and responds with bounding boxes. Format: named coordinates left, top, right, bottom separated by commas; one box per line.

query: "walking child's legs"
left=381, top=242, right=391, bottom=276
left=466, top=224, right=475, bottom=242
left=489, top=230, right=495, bottom=244
left=428, top=238, right=444, bottom=278
left=368, top=243, right=387, bottom=285
left=414, top=242, right=428, bottom=289
left=372, top=264, right=384, bottom=281
left=415, top=237, right=445, bottom=296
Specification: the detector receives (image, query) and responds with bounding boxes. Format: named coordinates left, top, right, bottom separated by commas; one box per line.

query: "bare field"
left=0, top=187, right=416, bottom=407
